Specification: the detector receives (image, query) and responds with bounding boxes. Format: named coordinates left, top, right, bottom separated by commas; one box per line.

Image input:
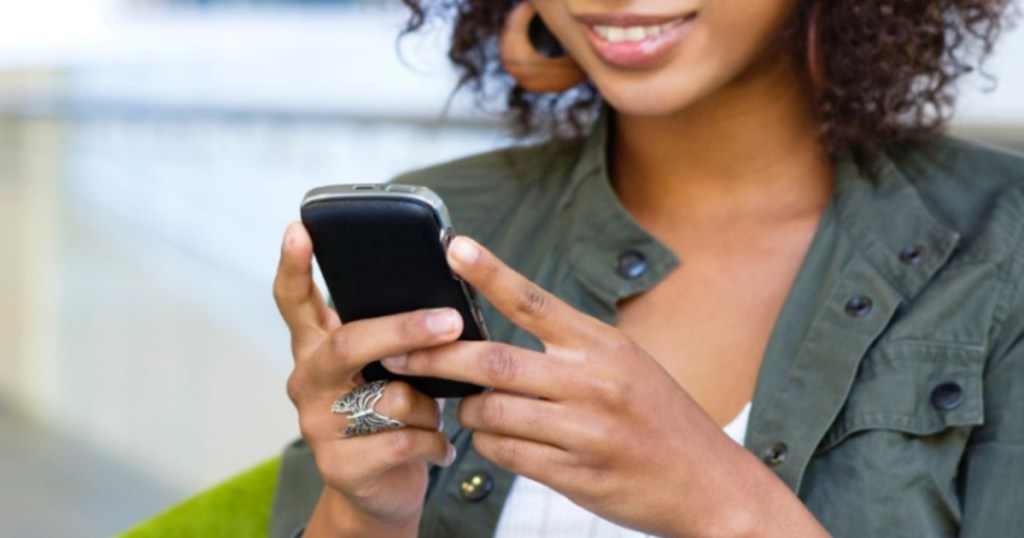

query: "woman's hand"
left=382, top=236, right=829, bottom=537
left=273, top=222, right=459, bottom=538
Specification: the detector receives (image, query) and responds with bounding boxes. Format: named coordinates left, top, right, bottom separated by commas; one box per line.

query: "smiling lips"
left=580, top=12, right=698, bottom=69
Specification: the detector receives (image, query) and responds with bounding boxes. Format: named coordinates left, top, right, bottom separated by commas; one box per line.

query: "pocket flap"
left=816, top=342, right=985, bottom=454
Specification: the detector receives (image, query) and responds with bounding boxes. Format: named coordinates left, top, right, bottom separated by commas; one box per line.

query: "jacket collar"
left=830, top=154, right=961, bottom=300
left=555, top=111, right=680, bottom=308
left=554, top=112, right=960, bottom=309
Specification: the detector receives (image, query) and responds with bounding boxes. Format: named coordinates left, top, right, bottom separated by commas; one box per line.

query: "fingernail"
left=381, top=354, right=407, bottom=369
left=449, top=237, right=479, bottom=265
left=426, top=309, right=459, bottom=334
left=443, top=444, right=457, bottom=467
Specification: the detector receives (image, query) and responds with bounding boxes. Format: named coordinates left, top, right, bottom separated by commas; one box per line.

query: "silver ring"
left=331, top=380, right=405, bottom=437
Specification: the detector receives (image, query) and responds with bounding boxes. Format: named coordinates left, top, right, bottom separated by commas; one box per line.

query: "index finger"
left=273, top=222, right=338, bottom=346
left=446, top=236, right=594, bottom=346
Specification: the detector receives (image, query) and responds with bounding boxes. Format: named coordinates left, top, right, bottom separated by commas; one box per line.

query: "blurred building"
left=0, top=1, right=1022, bottom=535
left=0, top=1, right=503, bottom=535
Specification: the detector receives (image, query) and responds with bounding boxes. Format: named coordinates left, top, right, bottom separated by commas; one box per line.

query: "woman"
left=270, top=0, right=1022, bottom=536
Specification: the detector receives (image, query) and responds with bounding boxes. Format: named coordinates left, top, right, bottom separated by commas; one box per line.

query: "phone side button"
left=473, top=308, right=491, bottom=340
left=440, top=227, right=454, bottom=248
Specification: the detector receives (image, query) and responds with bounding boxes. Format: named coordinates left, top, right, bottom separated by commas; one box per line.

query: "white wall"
left=956, top=9, right=1024, bottom=126
left=0, top=6, right=507, bottom=497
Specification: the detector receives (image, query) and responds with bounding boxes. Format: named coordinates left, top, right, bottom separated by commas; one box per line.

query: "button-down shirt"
left=264, top=117, right=1024, bottom=537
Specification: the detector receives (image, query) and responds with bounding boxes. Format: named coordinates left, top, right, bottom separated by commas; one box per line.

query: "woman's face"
left=532, top=0, right=802, bottom=117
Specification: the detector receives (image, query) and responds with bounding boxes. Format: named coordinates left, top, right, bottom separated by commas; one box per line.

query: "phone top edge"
left=301, top=184, right=454, bottom=230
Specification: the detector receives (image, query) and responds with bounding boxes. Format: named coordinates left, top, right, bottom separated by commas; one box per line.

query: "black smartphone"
left=300, top=183, right=489, bottom=398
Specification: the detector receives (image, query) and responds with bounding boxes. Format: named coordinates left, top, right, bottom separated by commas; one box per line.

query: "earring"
left=500, top=1, right=587, bottom=93
left=806, top=2, right=826, bottom=91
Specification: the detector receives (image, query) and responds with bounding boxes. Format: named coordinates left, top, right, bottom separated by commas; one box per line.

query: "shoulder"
left=890, top=136, right=1024, bottom=263
left=890, top=135, right=1024, bottom=228
left=891, top=136, right=1024, bottom=350
left=390, top=137, right=587, bottom=241
left=900, top=135, right=1024, bottom=177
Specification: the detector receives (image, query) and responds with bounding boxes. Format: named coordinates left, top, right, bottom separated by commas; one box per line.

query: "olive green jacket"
left=126, top=119, right=1024, bottom=537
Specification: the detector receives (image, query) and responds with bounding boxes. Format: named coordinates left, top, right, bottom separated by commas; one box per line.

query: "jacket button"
left=844, top=296, right=873, bottom=317
left=460, top=472, right=494, bottom=502
left=899, top=244, right=927, bottom=265
left=615, top=250, right=648, bottom=279
left=762, top=442, right=789, bottom=467
left=931, top=383, right=964, bottom=411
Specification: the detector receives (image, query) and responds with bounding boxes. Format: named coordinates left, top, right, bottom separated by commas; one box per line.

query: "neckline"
left=723, top=402, right=752, bottom=445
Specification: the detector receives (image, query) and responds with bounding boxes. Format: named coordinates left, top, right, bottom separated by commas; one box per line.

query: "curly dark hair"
left=400, top=0, right=1015, bottom=157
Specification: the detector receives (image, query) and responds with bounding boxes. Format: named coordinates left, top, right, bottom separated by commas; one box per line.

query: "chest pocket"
left=804, top=342, right=985, bottom=537
left=817, top=342, right=984, bottom=453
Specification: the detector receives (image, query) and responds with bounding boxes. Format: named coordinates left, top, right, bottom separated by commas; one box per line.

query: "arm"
left=958, top=288, right=1024, bottom=536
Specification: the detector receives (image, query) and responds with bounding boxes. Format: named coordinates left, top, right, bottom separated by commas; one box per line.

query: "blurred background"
left=0, top=0, right=1021, bottom=536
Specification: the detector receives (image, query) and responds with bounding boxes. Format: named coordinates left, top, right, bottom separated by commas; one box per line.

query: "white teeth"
left=624, top=27, right=646, bottom=41
left=592, top=19, right=686, bottom=43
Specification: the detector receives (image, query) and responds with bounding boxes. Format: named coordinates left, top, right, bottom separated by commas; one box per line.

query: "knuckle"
left=398, top=313, right=420, bottom=342
left=481, top=346, right=519, bottom=383
left=489, top=438, right=523, bottom=469
left=272, top=277, right=291, bottom=306
left=478, top=254, right=501, bottom=282
left=516, top=284, right=551, bottom=318
left=286, top=369, right=313, bottom=406
left=285, top=372, right=302, bottom=405
left=455, top=396, right=473, bottom=426
left=383, top=382, right=414, bottom=420
left=408, top=349, right=437, bottom=375
left=581, top=422, right=616, bottom=464
left=388, top=429, right=415, bottom=460
left=602, top=380, right=631, bottom=409
left=479, top=394, right=508, bottom=427
left=289, top=338, right=304, bottom=359
left=271, top=277, right=283, bottom=302
left=604, top=331, right=636, bottom=357
left=575, top=468, right=613, bottom=505
left=296, top=405, right=328, bottom=443
left=584, top=371, right=629, bottom=409
left=330, top=329, right=352, bottom=363
left=589, top=333, right=637, bottom=406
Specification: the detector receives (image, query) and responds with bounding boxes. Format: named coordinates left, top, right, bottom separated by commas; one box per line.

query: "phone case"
left=301, top=184, right=488, bottom=398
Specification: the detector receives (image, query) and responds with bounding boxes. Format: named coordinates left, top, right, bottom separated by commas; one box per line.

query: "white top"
left=494, top=402, right=752, bottom=538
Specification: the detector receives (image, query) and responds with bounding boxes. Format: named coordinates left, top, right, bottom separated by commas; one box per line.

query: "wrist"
left=305, top=487, right=420, bottom=538
left=665, top=441, right=827, bottom=538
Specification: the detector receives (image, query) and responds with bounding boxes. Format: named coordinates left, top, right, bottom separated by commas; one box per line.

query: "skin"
left=275, top=0, right=835, bottom=535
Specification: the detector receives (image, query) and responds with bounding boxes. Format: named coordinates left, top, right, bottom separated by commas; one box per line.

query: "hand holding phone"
left=301, top=184, right=489, bottom=398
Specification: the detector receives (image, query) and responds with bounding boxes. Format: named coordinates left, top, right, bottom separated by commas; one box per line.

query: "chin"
left=582, top=53, right=730, bottom=119
left=593, top=76, right=709, bottom=119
